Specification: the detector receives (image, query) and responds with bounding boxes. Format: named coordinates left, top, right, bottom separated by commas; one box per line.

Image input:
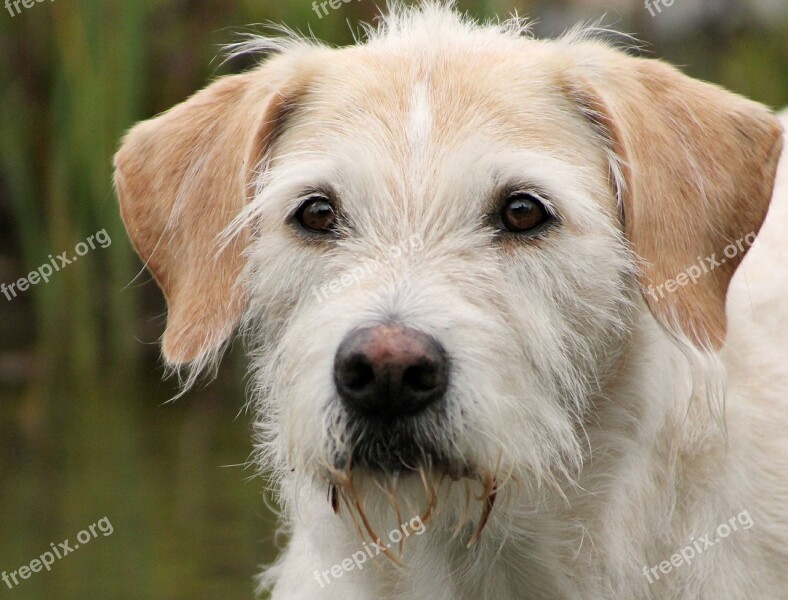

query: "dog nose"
left=334, top=325, right=448, bottom=418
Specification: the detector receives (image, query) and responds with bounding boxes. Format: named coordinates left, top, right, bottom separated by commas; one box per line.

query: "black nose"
left=334, top=325, right=449, bottom=418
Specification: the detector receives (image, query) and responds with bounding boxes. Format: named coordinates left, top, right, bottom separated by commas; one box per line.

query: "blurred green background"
left=0, top=1, right=785, bottom=598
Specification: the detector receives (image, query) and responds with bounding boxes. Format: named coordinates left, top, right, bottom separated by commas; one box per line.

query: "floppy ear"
left=570, top=48, right=783, bottom=348
left=114, top=63, right=305, bottom=366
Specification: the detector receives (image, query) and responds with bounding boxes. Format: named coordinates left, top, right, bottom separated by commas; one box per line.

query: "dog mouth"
left=322, top=418, right=501, bottom=554
left=330, top=406, right=469, bottom=475
left=341, top=417, right=457, bottom=474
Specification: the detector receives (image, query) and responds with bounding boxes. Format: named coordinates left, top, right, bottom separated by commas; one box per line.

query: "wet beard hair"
left=323, top=454, right=502, bottom=563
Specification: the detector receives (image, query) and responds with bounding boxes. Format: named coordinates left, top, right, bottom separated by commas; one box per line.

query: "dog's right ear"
left=114, top=61, right=308, bottom=367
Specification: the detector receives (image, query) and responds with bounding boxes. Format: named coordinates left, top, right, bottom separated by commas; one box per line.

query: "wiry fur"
left=113, top=2, right=788, bottom=599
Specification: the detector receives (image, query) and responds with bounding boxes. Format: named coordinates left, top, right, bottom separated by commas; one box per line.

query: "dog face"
left=115, top=7, right=782, bottom=525
left=239, top=43, right=638, bottom=491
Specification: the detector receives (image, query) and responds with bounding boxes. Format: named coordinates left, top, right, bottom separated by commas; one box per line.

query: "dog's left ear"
left=115, top=61, right=308, bottom=366
left=568, top=48, right=784, bottom=349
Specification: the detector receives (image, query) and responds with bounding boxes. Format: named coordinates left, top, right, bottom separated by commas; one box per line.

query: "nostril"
left=343, top=356, right=374, bottom=392
left=403, top=362, right=440, bottom=393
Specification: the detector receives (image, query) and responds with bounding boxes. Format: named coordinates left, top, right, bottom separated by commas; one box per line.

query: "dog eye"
left=295, top=196, right=337, bottom=234
left=499, top=192, right=552, bottom=233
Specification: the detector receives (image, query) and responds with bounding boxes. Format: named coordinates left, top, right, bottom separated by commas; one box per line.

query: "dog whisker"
left=338, top=484, right=366, bottom=544
left=369, top=473, right=406, bottom=557
left=418, top=464, right=438, bottom=526
left=337, top=478, right=398, bottom=571
left=467, top=472, right=498, bottom=548
left=344, top=471, right=403, bottom=567
left=389, top=474, right=405, bottom=557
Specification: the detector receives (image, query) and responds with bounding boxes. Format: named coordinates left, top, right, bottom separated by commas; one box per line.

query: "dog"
left=113, top=3, right=788, bottom=598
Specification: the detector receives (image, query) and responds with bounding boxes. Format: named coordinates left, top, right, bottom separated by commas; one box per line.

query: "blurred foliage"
left=0, top=1, right=785, bottom=599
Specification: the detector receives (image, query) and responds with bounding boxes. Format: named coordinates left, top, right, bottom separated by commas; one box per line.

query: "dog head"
left=115, top=4, right=782, bottom=536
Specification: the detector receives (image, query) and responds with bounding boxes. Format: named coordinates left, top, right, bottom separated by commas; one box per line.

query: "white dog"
left=114, top=3, right=788, bottom=598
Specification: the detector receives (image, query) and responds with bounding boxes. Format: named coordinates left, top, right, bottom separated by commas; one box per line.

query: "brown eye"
left=499, top=192, right=552, bottom=233
left=295, top=196, right=337, bottom=234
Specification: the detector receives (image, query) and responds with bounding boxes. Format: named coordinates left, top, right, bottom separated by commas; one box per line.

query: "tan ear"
left=570, top=49, right=784, bottom=348
left=114, top=64, right=304, bottom=366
